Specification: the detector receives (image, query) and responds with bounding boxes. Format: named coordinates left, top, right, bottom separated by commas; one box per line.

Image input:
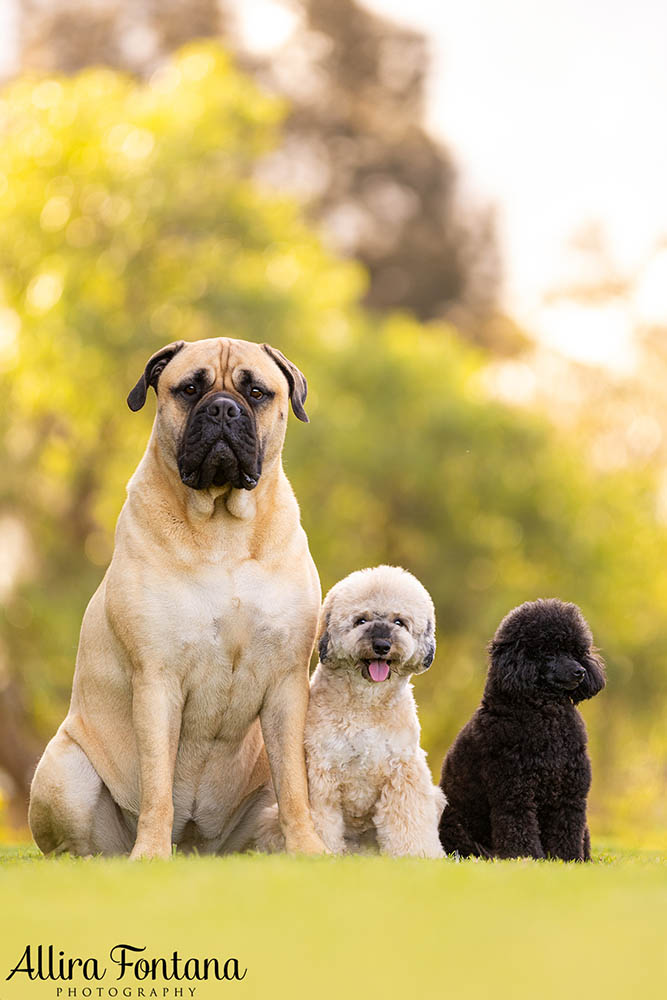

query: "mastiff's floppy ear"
left=127, top=341, right=185, bottom=412
left=262, top=344, right=309, bottom=422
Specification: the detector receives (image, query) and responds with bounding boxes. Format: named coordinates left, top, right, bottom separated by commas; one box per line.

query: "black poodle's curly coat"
left=438, top=599, right=606, bottom=861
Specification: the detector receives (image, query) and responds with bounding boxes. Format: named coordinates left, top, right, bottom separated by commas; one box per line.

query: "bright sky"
left=238, top=0, right=667, bottom=369
left=2, top=0, right=666, bottom=369
left=362, top=0, right=667, bottom=369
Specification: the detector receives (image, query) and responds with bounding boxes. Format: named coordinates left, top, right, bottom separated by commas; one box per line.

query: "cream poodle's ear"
left=317, top=616, right=331, bottom=663
left=416, top=618, right=436, bottom=672
left=317, top=591, right=334, bottom=664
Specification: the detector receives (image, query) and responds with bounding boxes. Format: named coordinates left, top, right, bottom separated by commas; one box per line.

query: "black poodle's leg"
left=540, top=801, right=588, bottom=861
left=438, top=806, right=490, bottom=858
left=541, top=754, right=592, bottom=861
left=489, top=801, right=545, bottom=859
left=485, top=764, right=544, bottom=859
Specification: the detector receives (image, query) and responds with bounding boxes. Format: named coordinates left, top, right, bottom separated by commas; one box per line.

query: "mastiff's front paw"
left=285, top=828, right=330, bottom=855
left=129, top=836, right=173, bottom=861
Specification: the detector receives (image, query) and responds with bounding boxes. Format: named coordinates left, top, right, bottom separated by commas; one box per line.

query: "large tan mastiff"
left=29, top=337, right=326, bottom=858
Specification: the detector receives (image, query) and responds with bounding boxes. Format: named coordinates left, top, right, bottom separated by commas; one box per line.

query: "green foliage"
left=0, top=43, right=665, bottom=838
left=0, top=42, right=362, bottom=730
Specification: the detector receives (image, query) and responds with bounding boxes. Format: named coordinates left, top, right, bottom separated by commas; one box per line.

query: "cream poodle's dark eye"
left=394, top=618, right=406, bottom=628
left=354, top=617, right=367, bottom=627
left=250, top=387, right=264, bottom=400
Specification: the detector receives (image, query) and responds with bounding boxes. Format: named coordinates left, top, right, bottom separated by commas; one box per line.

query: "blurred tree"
left=537, top=226, right=667, bottom=473
left=16, top=0, right=511, bottom=349
left=244, top=0, right=503, bottom=338
left=0, top=44, right=665, bottom=835
left=19, top=0, right=226, bottom=75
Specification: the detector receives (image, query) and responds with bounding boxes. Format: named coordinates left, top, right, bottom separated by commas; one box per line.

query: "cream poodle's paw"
left=252, top=804, right=285, bottom=853
left=311, top=818, right=347, bottom=855
left=417, top=838, right=445, bottom=860
left=379, top=829, right=444, bottom=859
left=374, top=769, right=447, bottom=859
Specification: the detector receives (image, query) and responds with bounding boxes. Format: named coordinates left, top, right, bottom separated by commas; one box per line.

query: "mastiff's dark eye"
left=250, top=387, right=265, bottom=400
left=354, top=617, right=367, bottom=627
left=394, top=618, right=406, bottom=628
left=182, top=384, right=197, bottom=396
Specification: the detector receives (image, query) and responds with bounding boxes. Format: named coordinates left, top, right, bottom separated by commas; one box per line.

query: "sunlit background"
left=240, top=0, right=667, bottom=371
left=0, top=0, right=666, bottom=845
left=6, top=0, right=667, bottom=369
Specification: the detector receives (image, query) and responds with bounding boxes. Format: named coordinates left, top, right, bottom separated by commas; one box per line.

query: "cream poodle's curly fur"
left=257, top=565, right=445, bottom=857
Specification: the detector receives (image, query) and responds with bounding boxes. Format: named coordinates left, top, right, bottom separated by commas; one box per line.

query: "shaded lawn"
left=1, top=845, right=666, bottom=1000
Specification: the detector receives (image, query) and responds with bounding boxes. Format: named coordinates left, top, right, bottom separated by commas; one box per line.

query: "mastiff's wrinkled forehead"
left=127, top=337, right=308, bottom=491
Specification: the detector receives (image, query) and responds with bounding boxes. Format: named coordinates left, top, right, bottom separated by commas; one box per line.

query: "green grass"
left=1, top=845, right=666, bottom=1000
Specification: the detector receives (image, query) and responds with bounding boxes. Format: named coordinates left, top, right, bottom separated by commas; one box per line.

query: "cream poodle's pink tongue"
left=369, top=660, right=390, bottom=682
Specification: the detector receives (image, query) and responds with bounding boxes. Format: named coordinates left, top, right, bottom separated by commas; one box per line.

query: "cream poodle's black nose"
left=372, top=638, right=391, bottom=656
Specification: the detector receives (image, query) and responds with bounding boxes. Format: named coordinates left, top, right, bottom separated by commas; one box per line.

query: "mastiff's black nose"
left=372, top=638, right=391, bottom=656
left=207, top=396, right=241, bottom=421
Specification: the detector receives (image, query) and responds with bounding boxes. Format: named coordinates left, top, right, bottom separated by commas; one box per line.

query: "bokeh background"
left=0, top=0, right=666, bottom=844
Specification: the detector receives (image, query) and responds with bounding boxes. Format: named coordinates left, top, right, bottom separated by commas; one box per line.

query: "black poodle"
left=438, top=599, right=606, bottom=861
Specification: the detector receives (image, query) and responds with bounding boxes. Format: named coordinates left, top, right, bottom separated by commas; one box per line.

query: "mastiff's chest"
left=157, top=559, right=316, bottom=738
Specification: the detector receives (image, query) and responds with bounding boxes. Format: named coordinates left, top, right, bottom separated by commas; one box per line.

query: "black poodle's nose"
left=573, top=665, right=585, bottom=682
left=372, top=638, right=391, bottom=656
left=207, top=396, right=241, bottom=421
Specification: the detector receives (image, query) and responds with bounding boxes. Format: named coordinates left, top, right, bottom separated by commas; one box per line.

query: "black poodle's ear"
left=572, top=651, right=606, bottom=703
left=127, top=341, right=185, bottom=411
left=486, top=642, right=538, bottom=697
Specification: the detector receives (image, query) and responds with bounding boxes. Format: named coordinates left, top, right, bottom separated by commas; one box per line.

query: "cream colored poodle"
left=258, top=565, right=445, bottom=857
